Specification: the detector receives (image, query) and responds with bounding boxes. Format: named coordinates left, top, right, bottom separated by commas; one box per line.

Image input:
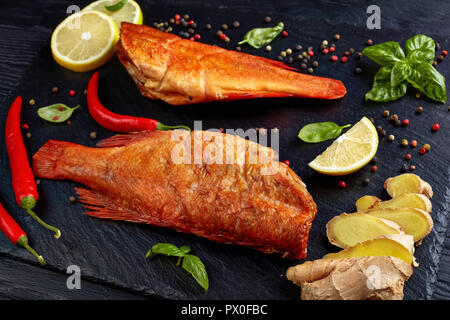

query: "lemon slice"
left=82, top=0, right=143, bottom=27
left=51, top=10, right=119, bottom=72
left=308, top=116, right=379, bottom=176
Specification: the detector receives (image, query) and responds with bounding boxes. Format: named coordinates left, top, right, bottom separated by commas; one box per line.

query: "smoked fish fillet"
left=33, top=130, right=317, bottom=259
left=116, top=22, right=346, bottom=105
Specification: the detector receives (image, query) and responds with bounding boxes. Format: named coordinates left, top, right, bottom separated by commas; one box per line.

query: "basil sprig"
left=363, top=34, right=446, bottom=103
left=37, top=104, right=79, bottom=123
left=146, top=243, right=209, bottom=292
left=238, top=22, right=284, bottom=49
left=104, top=0, right=128, bottom=12
left=298, top=122, right=351, bottom=143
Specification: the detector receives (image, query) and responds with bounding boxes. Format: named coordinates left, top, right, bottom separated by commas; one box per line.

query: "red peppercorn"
left=284, top=160, right=290, bottom=166
left=371, top=165, right=378, bottom=172
left=405, top=153, right=412, bottom=160
left=338, top=181, right=346, bottom=188
left=401, top=119, right=410, bottom=126
left=189, top=37, right=194, bottom=41
left=194, top=34, right=201, bottom=40
left=432, top=123, right=440, bottom=131
left=174, top=14, right=181, bottom=21
left=69, top=90, right=76, bottom=96
left=308, top=50, right=314, bottom=57
left=410, top=140, right=417, bottom=147
left=219, top=33, right=226, bottom=40
left=341, top=56, right=348, bottom=63
left=442, top=50, right=448, bottom=56
left=419, top=147, right=426, bottom=155
left=21, top=123, right=29, bottom=130
left=329, top=46, right=335, bottom=52
left=322, top=48, right=329, bottom=54
left=282, top=30, right=288, bottom=37
left=331, top=55, right=338, bottom=62
left=188, top=19, right=194, bottom=25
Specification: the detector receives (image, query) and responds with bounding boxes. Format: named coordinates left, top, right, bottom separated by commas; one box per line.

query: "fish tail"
left=32, top=140, right=74, bottom=179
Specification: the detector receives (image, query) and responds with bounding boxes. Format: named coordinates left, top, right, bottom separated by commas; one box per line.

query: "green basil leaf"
left=404, top=34, right=435, bottom=64
left=362, top=41, right=405, bottom=66
left=37, top=104, right=79, bottom=123
left=391, top=60, right=411, bottom=86
left=298, top=122, right=351, bottom=143
left=407, top=62, right=446, bottom=103
left=146, top=243, right=186, bottom=258
left=365, top=66, right=407, bottom=102
left=182, top=254, right=209, bottom=292
left=104, top=0, right=128, bottom=12
left=180, top=245, right=191, bottom=254
left=238, top=22, right=284, bottom=49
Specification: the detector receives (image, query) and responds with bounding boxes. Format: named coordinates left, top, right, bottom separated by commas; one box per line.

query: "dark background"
left=0, top=0, right=449, bottom=300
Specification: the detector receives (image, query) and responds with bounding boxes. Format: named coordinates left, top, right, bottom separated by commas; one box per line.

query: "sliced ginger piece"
left=384, top=173, right=433, bottom=198
left=286, top=256, right=413, bottom=300
left=367, top=208, right=433, bottom=243
left=368, top=193, right=432, bottom=213
left=326, top=212, right=404, bottom=248
left=323, top=237, right=413, bottom=265
left=355, top=195, right=381, bottom=212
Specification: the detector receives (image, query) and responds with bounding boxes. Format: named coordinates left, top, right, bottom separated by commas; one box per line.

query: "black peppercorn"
left=362, top=178, right=370, bottom=186
left=232, top=21, right=240, bottom=28
left=354, top=67, right=362, bottom=74
left=264, top=16, right=271, bottom=23
left=416, top=106, right=423, bottom=114
left=354, top=52, right=362, bottom=59
left=401, top=164, right=408, bottom=173
left=221, top=24, right=228, bottom=30
left=205, top=23, right=212, bottom=30
left=366, top=39, right=373, bottom=45
left=300, top=63, right=307, bottom=69
left=295, top=45, right=302, bottom=51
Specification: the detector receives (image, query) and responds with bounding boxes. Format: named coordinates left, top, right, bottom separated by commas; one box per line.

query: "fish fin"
left=32, top=140, right=75, bottom=179
left=96, top=130, right=163, bottom=148
left=75, top=187, right=147, bottom=223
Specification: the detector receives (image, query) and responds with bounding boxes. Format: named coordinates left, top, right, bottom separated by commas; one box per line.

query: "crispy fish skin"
left=32, top=130, right=317, bottom=259
left=116, top=22, right=346, bottom=105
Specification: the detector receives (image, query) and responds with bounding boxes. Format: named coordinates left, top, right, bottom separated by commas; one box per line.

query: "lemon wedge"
left=51, top=10, right=119, bottom=72
left=308, top=116, right=379, bottom=176
left=82, top=0, right=143, bottom=27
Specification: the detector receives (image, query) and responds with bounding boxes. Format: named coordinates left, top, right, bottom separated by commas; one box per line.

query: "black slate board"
left=0, top=2, right=449, bottom=299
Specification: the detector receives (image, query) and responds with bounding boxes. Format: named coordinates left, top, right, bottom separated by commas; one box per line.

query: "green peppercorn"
left=306, top=67, right=312, bottom=73
left=280, top=51, right=287, bottom=57
left=401, top=139, right=408, bottom=146
left=383, top=110, right=390, bottom=117
left=224, top=37, right=230, bottom=43
left=265, top=45, right=272, bottom=52
left=388, top=134, right=395, bottom=142
left=286, top=48, right=292, bottom=55
left=423, top=143, right=431, bottom=151
left=28, top=99, right=35, bottom=106
left=302, top=51, right=307, bottom=57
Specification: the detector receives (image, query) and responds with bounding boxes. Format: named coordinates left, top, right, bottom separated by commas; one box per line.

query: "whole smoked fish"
left=33, top=130, right=317, bottom=259
left=116, top=22, right=346, bottom=105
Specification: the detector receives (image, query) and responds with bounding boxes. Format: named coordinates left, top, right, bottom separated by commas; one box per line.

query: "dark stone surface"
left=0, top=0, right=448, bottom=299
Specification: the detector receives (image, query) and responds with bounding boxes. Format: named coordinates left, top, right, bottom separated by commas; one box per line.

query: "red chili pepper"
left=5, top=96, right=61, bottom=239
left=0, top=201, right=45, bottom=265
left=87, top=72, right=190, bottom=133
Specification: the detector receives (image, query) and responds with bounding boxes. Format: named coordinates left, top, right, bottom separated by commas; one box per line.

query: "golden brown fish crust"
left=33, top=130, right=317, bottom=259
left=116, top=22, right=346, bottom=105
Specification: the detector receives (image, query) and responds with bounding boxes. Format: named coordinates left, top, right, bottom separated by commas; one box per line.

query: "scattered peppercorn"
left=409, top=165, right=416, bottom=171
left=216, top=30, right=223, bottom=36
left=366, top=39, right=373, bottom=45
left=264, top=16, right=271, bottom=23
left=349, top=48, right=355, bottom=54
left=232, top=21, right=240, bottom=28
left=432, top=123, right=440, bottom=131
left=394, top=120, right=401, bottom=127
left=301, top=51, right=307, bottom=57
left=52, top=86, right=59, bottom=93
left=21, top=123, right=29, bottom=130
left=354, top=67, right=362, bottom=74
left=401, top=164, right=408, bottom=173
left=338, top=181, right=346, bottom=188
left=438, top=54, right=444, bottom=61
left=341, top=56, right=348, bottom=63
left=369, top=117, right=374, bottom=123
left=380, top=130, right=386, bottom=136
left=224, top=37, right=230, bottom=43
left=174, top=14, right=181, bottom=21
left=286, top=48, right=292, bottom=55
left=405, top=153, right=412, bottom=160
left=300, top=63, right=307, bottom=69
left=221, top=24, right=228, bottom=30
left=322, top=40, right=329, bottom=46
left=287, top=57, right=294, bottom=64
left=187, top=28, right=195, bottom=34
left=442, top=50, right=448, bottom=56
left=205, top=23, right=212, bottom=30
left=28, top=99, right=35, bottom=106
left=371, top=165, right=378, bottom=172
left=69, top=196, right=76, bottom=203
left=25, top=132, right=31, bottom=139
left=311, top=61, right=318, bottom=68
left=362, top=178, right=370, bottom=186
left=410, top=140, right=417, bottom=148
left=433, top=61, right=438, bottom=67
left=401, top=139, right=408, bottom=147
left=284, top=160, right=290, bottom=166
left=415, top=93, right=421, bottom=99
left=333, top=34, right=340, bottom=40
left=219, top=33, right=226, bottom=40
left=308, top=50, right=314, bottom=57
left=280, top=51, right=287, bottom=57
left=277, top=56, right=283, bottom=61
left=282, top=30, right=288, bottom=37
left=419, top=147, right=426, bottom=154
left=295, top=45, right=303, bottom=51
left=322, top=48, right=329, bottom=54
left=331, top=55, right=338, bottom=62
left=383, top=110, right=390, bottom=117
left=370, top=157, right=377, bottom=164
left=423, top=144, right=431, bottom=151
left=89, top=132, right=97, bottom=140
left=35, top=179, right=40, bottom=185
left=307, top=67, right=314, bottom=73
left=344, top=51, right=351, bottom=56
left=354, top=52, right=362, bottom=59
left=388, top=134, right=395, bottom=142
left=169, top=18, right=175, bottom=24
left=265, top=45, right=272, bottom=52
left=435, top=42, right=441, bottom=49
left=390, top=114, right=399, bottom=122
left=329, top=46, right=335, bottom=52
left=401, top=119, right=410, bottom=126
left=235, top=46, right=242, bottom=52
left=416, top=106, right=423, bottom=114
left=376, top=126, right=383, bottom=134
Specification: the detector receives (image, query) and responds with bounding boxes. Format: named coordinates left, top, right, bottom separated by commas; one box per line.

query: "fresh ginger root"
left=326, top=212, right=404, bottom=248
left=356, top=195, right=381, bottom=212
left=286, top=256, right=413, bottom=300
left=367, top=208, right=433, bottom=243
left=357, top=193, right=432, bottom=213
left=323, top=235, right=414, bottom=265
left=384, top=173, right=433, bottom=198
